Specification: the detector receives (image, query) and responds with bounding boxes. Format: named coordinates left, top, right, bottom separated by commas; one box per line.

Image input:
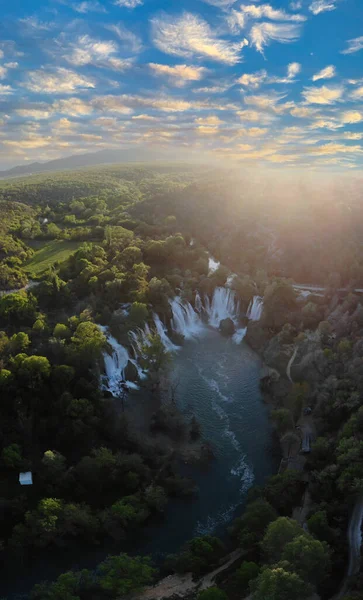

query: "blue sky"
left=0, top=0, right=362, bottom=169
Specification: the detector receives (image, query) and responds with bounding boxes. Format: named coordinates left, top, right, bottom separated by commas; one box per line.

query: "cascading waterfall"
left=208, top=287, right=240, bottom=329
left=167, top=287, right=247, bottom=344
left=170, top=297, right=206, bottom=339
left=100, top=327, right=142, bottom=395
left=247, top=296, right=264, bottom=321
left=208, top=256, right=220, bottom=275
left=153, top=313, right=179, bottom=351
left=101, top=287, right=259, bottom=393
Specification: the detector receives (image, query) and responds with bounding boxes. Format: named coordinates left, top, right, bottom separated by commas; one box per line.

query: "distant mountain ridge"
left=0, top=148, right=188, bottom=179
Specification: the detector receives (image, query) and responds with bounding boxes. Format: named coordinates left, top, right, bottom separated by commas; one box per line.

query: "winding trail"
left=336, top=496, right=363, bottom=598
left=137, top=550, right=243, bottom=600
left=286, top=346, right=298, bottom=383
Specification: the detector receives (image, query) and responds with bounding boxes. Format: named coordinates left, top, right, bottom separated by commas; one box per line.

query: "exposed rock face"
left=124, top=360, right=139, bottom=382
left=219, top=317, right=235, bottom=336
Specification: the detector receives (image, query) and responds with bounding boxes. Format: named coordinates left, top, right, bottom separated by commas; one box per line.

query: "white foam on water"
left=231, top=456, right=255, bottom=493
left=195, top=504, right=239, bottom=536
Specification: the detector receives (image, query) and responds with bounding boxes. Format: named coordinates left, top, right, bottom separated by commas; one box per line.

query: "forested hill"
left=1, top=164, right=363, bottom=600
left=150, top=172, right=363, bottom=287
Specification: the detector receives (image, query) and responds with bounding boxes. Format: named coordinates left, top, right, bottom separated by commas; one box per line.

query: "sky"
left=0, top=0, right=362, bottom=170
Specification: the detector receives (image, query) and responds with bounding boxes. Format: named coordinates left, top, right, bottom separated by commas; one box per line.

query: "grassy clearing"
left=24, top=240, right=82, bottom=276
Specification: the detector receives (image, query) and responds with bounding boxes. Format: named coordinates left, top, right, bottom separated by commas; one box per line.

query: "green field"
left=24, top=240, right=82, bottom=276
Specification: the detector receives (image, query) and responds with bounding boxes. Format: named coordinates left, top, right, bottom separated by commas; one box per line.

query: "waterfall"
left=207, top=287, right=240, bottom=329
left=170, top=297, right=206, bottom=339
left=100, top=327, right=141, bottom=395
left=233, top=327, right=247, bottom=345
left=247, top=296, right=263, bottom=321
left=208, top=256, right=220, bottom=275
left=169, top=287, right=241, bottom=337
left=195, top=291, right=203, bottom=313
left=153, top=313, right=179, bottom=351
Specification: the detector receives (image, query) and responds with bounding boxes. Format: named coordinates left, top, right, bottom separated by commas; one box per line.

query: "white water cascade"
left=153, top=313, right=179, bottom=352
left=247, top=296, right=264, bottom=321
left=170, top=297, right=206, bottom=339
left=207, top=287, right=240, bottom=329
left=208, top=256, right=220, bottom=275
left=100, top=327, right=142, bottom=395
left=167, top=287, right=247, bottom=344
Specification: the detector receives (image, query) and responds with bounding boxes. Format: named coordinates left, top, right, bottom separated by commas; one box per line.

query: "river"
left=4, top=297, right=278, bottom=598
left=137, top=329, right=279, bottom=558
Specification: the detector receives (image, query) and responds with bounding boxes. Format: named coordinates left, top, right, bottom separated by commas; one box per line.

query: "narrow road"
left=337, top=496, right=363, bottom=598
left=293, top=284, right=363, bottom=294
left=286, top=346, right=298, bottom=383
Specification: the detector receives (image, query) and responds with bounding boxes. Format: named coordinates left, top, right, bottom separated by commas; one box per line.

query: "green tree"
left=30, top=570, right=92, bottom=600
left=232, top=499, right=277, bottom=548
left=229, top=562, right=260, bottom=594
left=197, top=587, right=228, bottom=600
left=9, top=331, right=30, bottom=354
left=252, top=567, right=311, bottom=600
left=0, top=291, right=37, bottom=326
left=98, top=554, right=155, bottom=596
left=71, top=322, right=106, bottom=361
left=307, top=511, right=336, bottom=544
left=53, top=324, right=71, bottom=340
left=129, top=302, right=149, bottom=327
left=1, top=443, right=23, bottom=469
left=282, top=534, right=331, bottom=584
left=261, top=518, right=303, bottom=563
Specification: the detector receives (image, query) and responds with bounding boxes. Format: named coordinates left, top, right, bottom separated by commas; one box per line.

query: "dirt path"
left=286, top=346, right=298, bottom=383
left=136, top=550, right=243, bottom=600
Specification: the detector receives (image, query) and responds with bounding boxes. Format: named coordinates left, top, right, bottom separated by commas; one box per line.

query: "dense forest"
left=1, top=164, right=363, bottom=600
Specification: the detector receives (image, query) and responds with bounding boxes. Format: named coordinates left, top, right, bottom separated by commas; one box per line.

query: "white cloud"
left=287, top=62, right=301, bottom=78
left=0, top=66, right=7, bottom=80
left=114, top=0, right=143, bottom=7
left=312, top=142, right=363, bottom=155
left=131, top=114, right=158, bottom=121
left=201, top=0, right=238, bottom=6
left=237, top=109, right=275, bottom=122
left=340, top=111, right=363, bottom=124
left=239, top=3, right=306, bottom=21
left=19, top=16, right=54, bottom=31
left=195, top=115, right=223, bottom=125
left=62, top=35, right=133, bottom=72
left=290, top=1, right=303, bottom=9
left=106, top=23, right=143, bottom=53
left=151, top=12, right=248, bottom=65
left=238, top=71, right=267, bottom=89
left=250, top=22, right=302, bottom=53
left=72, top=1, right=107, bottom=13
left=0, top=84, right=14, bottom=95
left=53, top=98, right=93, bottom=116
left=227, top=10, right=247, bottom=33
left=16, top=108, right=52, bottom=120
left=4, top=62, right=18, bottom=69
left=25, top=68, right=95, bottom=94
left=290, top=106, right=320, bottom=118
left=350, top=86, right=363, bottom=100
left=244, top=93, right=286, bottom=109
left=309, top=0, right=338, bottom=14
left=302, top=85, right=344, bottom=104
left=312, top=65, right=336, bottom=81
left=149, top=63, right=208, bottom=87
left=341, top=36, right=363, bottom=55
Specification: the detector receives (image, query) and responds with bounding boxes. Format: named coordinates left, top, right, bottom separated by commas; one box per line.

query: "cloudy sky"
left=0, top=0, right=362, bottom=169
